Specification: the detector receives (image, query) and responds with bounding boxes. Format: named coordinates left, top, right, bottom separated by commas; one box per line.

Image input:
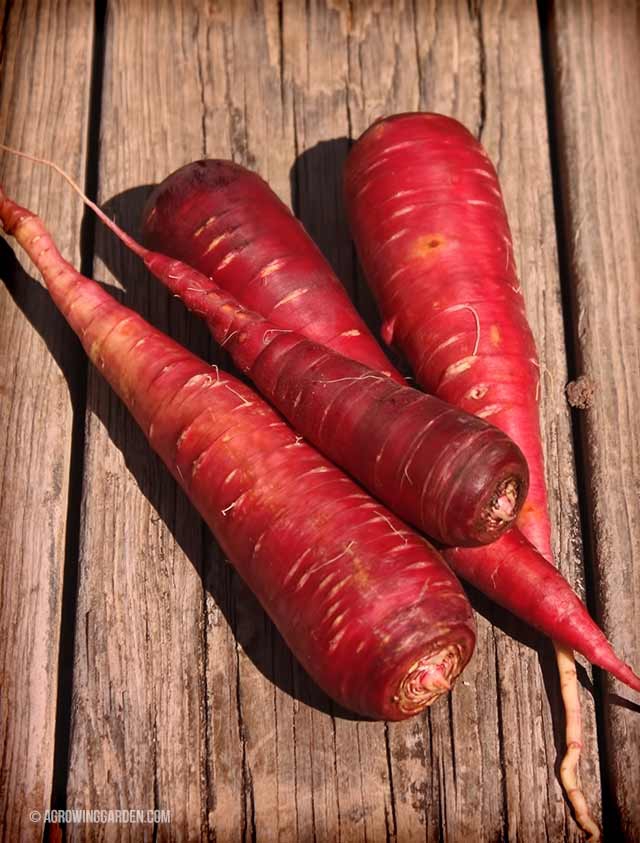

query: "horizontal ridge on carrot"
left=0, top=178, right=477, bottom=721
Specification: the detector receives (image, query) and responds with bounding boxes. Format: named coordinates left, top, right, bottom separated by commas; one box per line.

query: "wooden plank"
left=64, top=3, right=392, bottom=840
left=344, top=7, right=492, bottom=839
left=59, top=2, right=606, bottom=842
left=64, top=1, right=216, bottom=839
left=203, top=6, right=306, bottom=837
left=546, top=2, right=640, bottom=838
left=346, top=1, right=601, bottom=840
left=282, top=5, right=393, bottom=839
left=474, top=3, right=602, bottom=838
left=0, top=2, right=94, bottom=840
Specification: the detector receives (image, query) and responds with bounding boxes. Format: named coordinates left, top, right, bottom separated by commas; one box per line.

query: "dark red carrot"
left=141, top=256, right=529, bottom=547
left=2, top=150, right=529, bottom=548
left=0, top=181, right=478, bottom=721
left=343, top=111, right=622, bottom=836
left=142, top=159, right=401, bottom=380
left=117, top=237, right=530, bottom=548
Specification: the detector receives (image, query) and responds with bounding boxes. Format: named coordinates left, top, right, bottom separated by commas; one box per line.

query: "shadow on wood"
left=289, top=135, right=353, bottom=284
left=290, top=137, right=410, bottom=380
left=0, top=236, right=88, bottom=814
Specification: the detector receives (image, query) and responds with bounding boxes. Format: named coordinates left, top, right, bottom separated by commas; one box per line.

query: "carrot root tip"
left=483, top=476, right=521, bottom=532
left=396, top=643, right=463, bottom=713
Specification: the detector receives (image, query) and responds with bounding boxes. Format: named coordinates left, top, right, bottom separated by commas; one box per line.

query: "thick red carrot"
left=343, top=112, right=623, bottom=836
left=3, top=149, right=529, bottom=548
left=344, top=113, right=553, bottom=555
left=142, top=159, right=401, bottom=379
left=0, top=182, right=476, bottom=721
left=130, top=254, right=529, bottom=547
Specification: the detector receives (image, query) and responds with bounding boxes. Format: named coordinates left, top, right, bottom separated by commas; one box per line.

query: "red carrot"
left=140, top=256, right=529, bottom=547
left=139, top=130, right=635, bottom=837
left=1, top=149, right=529, bottom=548
left=137, top=143, right=640, bottom=701
left=142, top=159, right=401, bottom=379
left=343, top=112, right=623, bottom=837
left=344, top=114, right=553, bottom=554
left=0, top=179, right=476, bottom=721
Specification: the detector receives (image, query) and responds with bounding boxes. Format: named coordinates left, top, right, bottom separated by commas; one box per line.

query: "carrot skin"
left=111, top=244, right=530, bottom=548
left=0, top=186, right=477, bottom=720
left=142, top=159, right=401, bottom=379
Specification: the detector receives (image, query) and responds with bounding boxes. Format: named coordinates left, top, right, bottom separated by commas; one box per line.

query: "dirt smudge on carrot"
left=411, top=233, right=446, bottom=259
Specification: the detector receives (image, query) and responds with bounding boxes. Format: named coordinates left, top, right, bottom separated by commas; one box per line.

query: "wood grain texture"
left=0, top=1, right=627, bottom=841
left=0, top=2, right=94, bottom=840
left=65, top=2, right=215, bottom=840
left=348, top=1, right=601, bottom=839
left=547, top=1, right=640, bottom=838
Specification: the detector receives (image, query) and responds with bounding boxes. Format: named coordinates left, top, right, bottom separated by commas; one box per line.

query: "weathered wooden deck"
left=1, top=1, right=639, bottom=840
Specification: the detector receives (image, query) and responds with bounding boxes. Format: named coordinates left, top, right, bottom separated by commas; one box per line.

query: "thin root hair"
left=320, top=372, right=386, bottom=385
left=262, top=328, right=293, bottom=343
left=0, top=143, right=147, bottom=261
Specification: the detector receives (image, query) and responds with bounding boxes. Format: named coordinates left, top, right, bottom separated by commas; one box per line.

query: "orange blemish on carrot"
left=411, top=233, right=446, bottom=259
left=88, top=339, right=103, bottom=366
left=490, top=325, right=501, bottom=346
left=516, top=502, right=538, bottom=529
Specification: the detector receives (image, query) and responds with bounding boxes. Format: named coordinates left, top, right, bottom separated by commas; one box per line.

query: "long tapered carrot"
left=0, top=179, right=476, bottom=721
left=344, top=112, right=614, bottom=837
